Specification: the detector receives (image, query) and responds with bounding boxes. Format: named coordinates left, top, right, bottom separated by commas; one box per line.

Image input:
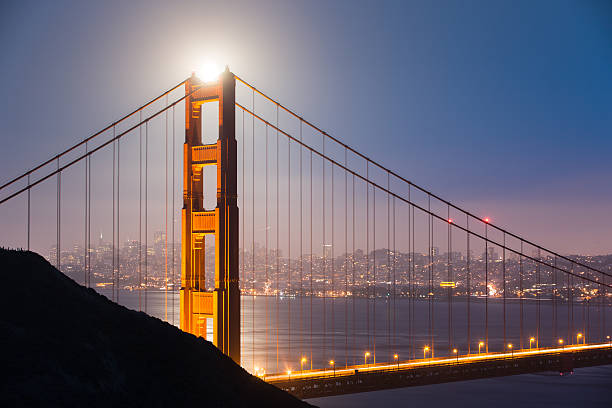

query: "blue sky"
left=0, top=0, right=611, bottom=254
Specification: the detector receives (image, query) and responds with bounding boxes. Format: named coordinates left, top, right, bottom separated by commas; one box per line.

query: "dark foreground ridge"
left=0, top=249, right=313, bottom=407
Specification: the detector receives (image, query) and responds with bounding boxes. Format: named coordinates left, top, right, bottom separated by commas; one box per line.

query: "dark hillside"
left=0, top=249, right=313, bottom=407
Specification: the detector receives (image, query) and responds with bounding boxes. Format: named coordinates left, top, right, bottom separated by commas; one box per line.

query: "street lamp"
left=607, top=335, right=611, bottom=347
left=529, top=337, right=535, bottom=349
left=558, top=338, right=564, bottom=350
left=577, top=333, right=583, bottom=345
left=478, top=341, right=485, bottom=354
left=424, top=346, right=430, bottom=360
left=364, top=351, right=371, bottom=366
left=453, top=348, right=458, bottom=363
left=394, top=354, right=399, bottom=370
left=300, top=357, right=307, bottom=373
left=287, top=370, right=292, bottom=381
left=508, top=343, right=513, bottom=358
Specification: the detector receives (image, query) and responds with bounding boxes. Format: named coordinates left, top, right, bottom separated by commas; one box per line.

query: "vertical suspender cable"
left=27, top=173, right=31, bottom=251
left=411, top=195, right=415, bottom=359
left=322, top=137, right=326, bottom=365
left=112, top=136, right=115, bottom=302
left=352, top=173, right=356, bottom=365
left=428, top=195, right=432, bottom=356
left=117, top=129, right=120, bottom=304
left=241, top=104, right=245, bottom=357
left=553, top=256, right=557, bottom=341
left=172, top=105, right=176, bottom=325
left=605, top=276, right=608, bottom=342
left=165, top=97, right=168, bottom=322
left=83, top=149, right=87, bottom=285
left=583, top=271, right=587, bottom=342
left=537, top=248, right=541, bottom=347
left=300, top=123, right=304, bottom=366
left=345, top=148, right=348, bottom=367
left=373, top=187, right=376, bottom=362
left=366, top=163, right=370, bottom=355
left=288, top=129, right=292, bottom=363
left=503, top=232, right=506, bottom=349
left=392, top=196, right=396, bottom=359
left=57, top=158, right=61, bottom=272
left=408, top=186, right=412, bottom=359
left=276, top=105, right=280, bottom=372
left=265, top=123, right=269, bottom=371
left=252, top=90, right=255, bottom=370
left=139, top=112, right=143, bottom=312
left=331, top=158, right=334, bottom=362
left=310, top=149, right=313, bottom=370
left=520, top=240, right=524, bottom=349
left=145, top=120, right=148, bottom=312
left=567, top=264, right=571, bottom=343
left=448, top=205, right=452, bottom=354
left=387, top=174, right=391, bottom=359
left=88, top=151, right=91, bottom=287
left=485, top=223, right=488, bottom=352
left=467, top=215, right=471, bottom=354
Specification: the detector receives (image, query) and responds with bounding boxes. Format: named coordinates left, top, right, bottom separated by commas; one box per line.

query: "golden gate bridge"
left=1, top=67, right=610, bottom=398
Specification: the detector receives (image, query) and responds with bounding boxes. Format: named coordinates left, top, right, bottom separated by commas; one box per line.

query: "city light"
left=478, top=341, right=485, bottom=354
left=394, top=353, right=399, bottom=369
left=530, top=337, right=535, bottom=349
left=453, top=348, right=458, bottom=362
left=365, top=351, right=371, bottom=366
left=300, top=357, right=307, bottom=372
left=424, top=346, right=430, bottom=359
left=577, top=333, right=583, bottom=344
left=508, top=343, right=513, bottom=357
left=329, top=360, right=335, bottom=376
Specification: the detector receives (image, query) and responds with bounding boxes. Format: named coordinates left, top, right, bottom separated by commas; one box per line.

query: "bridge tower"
left=181, top=67, right=240, bottom=364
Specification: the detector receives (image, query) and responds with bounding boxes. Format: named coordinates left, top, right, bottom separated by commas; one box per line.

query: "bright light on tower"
left=194, top=62, right=223, bottom=83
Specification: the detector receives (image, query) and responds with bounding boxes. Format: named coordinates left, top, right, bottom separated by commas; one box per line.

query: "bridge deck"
left=265, top=343, right=612, bottom=399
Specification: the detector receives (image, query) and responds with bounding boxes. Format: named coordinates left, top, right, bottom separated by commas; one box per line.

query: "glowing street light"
left=287, top=370, right=292, bottom=380
left=364, top=351, right=371, bottom=366
left=423, top=346, right=430, bottom=360
left=577, top=333, right=583, bottom=344
left=329, top=360, right=335, bottom=377
left=394, top=354, right=399, bottom=370
left=508, top=343, right=513, bottom=358
left=453, top=348, right=458, bottom=363
left=478, top=341, right=485, bottom=354
left=607, top=335, right=611, bottom=347
left=558, top=338, right=564, bottom=350
left=300, top=357, right=307, bottom=373
left=529, top=337, right=535, bottom=349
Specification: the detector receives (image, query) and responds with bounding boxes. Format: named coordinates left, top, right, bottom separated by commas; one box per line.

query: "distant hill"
left=0, top=249, right=313, bottom=407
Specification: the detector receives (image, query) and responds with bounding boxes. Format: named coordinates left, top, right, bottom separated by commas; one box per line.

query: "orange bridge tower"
left=181, top=67, right=240, bottom=364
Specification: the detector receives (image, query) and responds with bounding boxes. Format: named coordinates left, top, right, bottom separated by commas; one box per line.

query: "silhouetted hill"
left=0, top=249, right=313, bottom=407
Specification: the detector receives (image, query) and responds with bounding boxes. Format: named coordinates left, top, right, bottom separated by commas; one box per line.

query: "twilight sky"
left=0, top=0, right=611, bottom=255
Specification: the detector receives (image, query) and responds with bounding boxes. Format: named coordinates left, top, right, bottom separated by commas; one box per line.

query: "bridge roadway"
left=265, top=343, right=612, bottom=399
